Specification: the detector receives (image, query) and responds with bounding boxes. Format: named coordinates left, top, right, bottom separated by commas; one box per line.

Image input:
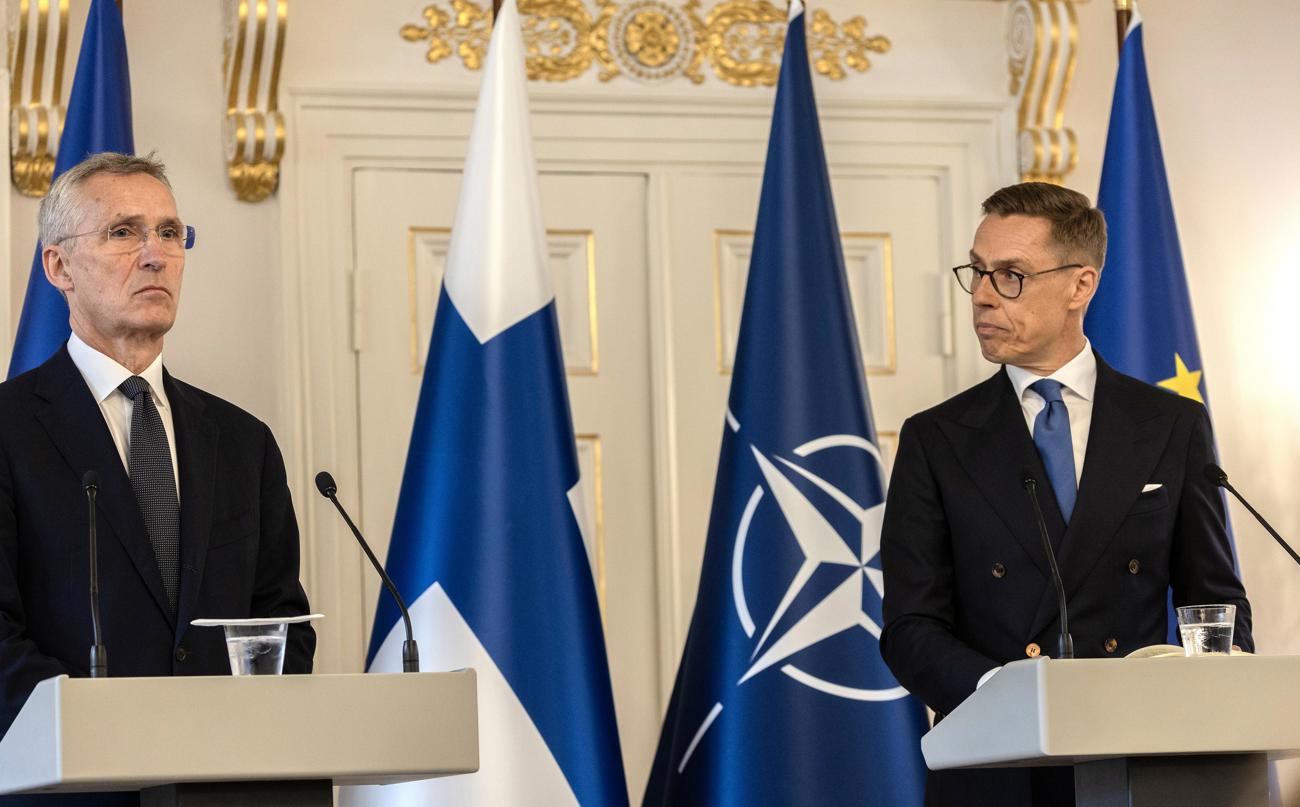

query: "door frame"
left=277, top=84, right=1016, bottom=703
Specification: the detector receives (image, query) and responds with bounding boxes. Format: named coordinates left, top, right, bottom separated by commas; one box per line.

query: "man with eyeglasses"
left=879, top=182, right=1251, bottom=807
left=0, top=153, right=315, bottom=804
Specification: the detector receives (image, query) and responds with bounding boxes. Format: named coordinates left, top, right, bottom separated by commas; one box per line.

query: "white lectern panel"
left=0, top=671, right=478, bottom=795
left=923, top=655, right=1300, bottom=770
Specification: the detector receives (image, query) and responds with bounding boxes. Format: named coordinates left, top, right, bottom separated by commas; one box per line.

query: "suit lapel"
left=167, top=371, right=219, bottom=637
left=1027, top=356, right=1172, bottom=638
left=939, top=369, right=1066, bottom=580
left=32, top=348, right=175, bottom=627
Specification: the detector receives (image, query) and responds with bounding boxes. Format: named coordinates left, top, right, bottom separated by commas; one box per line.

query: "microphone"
left=82, top=471, right=107, bottom=679
left=314, top=471, right=420, bottom=672
left=1022, top=472, right=1074, bottom=659
left=1204, top=463, right=1299, bottom=567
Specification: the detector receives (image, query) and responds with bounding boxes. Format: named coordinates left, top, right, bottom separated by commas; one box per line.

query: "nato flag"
left=8, top=0, right=134, bottom=378
left=643, top=2, right=928, bottom=804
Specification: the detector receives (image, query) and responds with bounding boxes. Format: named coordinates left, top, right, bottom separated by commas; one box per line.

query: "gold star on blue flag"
left=1157, top=353, right=1204, bottom=403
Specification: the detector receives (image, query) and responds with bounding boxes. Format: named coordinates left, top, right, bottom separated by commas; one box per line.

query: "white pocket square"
left=1142, top=483, right=1163, bottom=493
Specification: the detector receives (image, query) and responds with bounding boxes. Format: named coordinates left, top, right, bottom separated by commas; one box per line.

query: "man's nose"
left=137, top=231, right=168, bottom=268
left=970, top=273, right=1000, bottom=307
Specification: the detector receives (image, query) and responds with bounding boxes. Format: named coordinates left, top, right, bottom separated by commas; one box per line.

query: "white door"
left=350, top=168, right=661, bottom=795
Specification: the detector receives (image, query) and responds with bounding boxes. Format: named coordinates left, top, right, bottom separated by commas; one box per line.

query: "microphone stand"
left=1023, top=476, right=1074, bottom=659
left=315, top=472, right=421, bottom=672
left=84, top=471, right=107, bottom=678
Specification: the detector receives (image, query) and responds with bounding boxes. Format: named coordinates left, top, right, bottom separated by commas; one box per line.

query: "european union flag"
left=8, top=0, right=133, bottom=378
left=1086, top=10, right=1209, bottom=403
left=1084, top=8, right=1239, bottom=637
left=340, top=1, right=627, bottom=804
left=643, top=2, right=928, bottom=803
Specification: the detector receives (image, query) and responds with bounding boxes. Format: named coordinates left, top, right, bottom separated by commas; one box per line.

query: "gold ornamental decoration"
left=8, top=0, right=71, bottom=198
left=592, top=0, right=704, bottom=83
left=519, top=0, right=596, bottom=81
left=400, top=0, right=493, bottom=70
left=402, top=0, right=890, bottom=86
left=702, top=0, right=784, bottom=87
left=222, top=0, right=288, bottom=203
left=1007, top=0, right=1079, bottom=184
left=807, top=9, right=889, bottom=81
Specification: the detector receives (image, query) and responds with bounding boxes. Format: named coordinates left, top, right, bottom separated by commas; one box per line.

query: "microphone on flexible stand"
left=82, top=471, right=107, bottom=678
left=314, top=471, right=420, bottom=672
left=1022, top=472, right=1074, bottom=659
left=1204, top=463, right=1299, bottom=567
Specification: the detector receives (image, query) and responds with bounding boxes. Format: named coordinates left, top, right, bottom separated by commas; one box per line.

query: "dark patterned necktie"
left=1030, top=378, right=1077, bottom=523
left=119, top=376, right=180, bottom=611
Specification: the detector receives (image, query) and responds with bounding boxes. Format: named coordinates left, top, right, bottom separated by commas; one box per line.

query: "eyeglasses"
left=56, top=223, right=196, bottom=255
left=952, top=262, right=1082, bottom=299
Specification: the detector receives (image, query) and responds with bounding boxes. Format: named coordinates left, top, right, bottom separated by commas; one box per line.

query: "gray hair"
left=38, top=152, right=173, bottom=246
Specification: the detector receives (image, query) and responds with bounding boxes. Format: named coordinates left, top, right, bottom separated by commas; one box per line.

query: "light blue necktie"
left=1030, top=379, right=1076, bottom=523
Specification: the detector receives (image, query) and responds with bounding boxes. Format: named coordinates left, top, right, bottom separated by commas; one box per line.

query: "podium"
left=922, top=655, right=1300, bottom=807
left=0, top=671, right=478, bottom=805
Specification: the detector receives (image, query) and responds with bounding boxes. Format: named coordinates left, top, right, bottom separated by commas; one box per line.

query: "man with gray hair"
left=0, top=152, right=315, bottom=805
left=880, top=182, right=1251, bottom=806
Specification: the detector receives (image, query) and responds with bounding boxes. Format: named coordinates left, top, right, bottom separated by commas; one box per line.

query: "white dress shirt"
left=66, top=332, right=180, bottom=495
left=1005, top=340, right=1097, bottom=488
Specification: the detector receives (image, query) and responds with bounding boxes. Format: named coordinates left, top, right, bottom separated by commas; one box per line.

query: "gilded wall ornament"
left=1007, top=0, right=1078, bottom=184
left=807, top=8, right=889, bottom=81
left=401, top=0, right=889, bottom=86
left=400, top=0, right=493, bottom=70
left=223, top=0, right=289, bottom=203
left=593, top=0, right=704, bottom=83
left=8, top=0, right=71, bottom=198
left=519, top=0, right=595, bottom=81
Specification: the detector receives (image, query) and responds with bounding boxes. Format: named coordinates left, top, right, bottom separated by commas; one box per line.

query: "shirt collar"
left=67, top=332, right=170, bottom=411
left=1006, top=338, right=1097, bottom=402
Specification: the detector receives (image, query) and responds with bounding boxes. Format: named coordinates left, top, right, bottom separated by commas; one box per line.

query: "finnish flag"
left=340, top=1, right=628, bottom=803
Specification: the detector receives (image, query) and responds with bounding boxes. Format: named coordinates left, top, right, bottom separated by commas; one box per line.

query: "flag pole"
left=1114, top=0, right=1132, bottom=53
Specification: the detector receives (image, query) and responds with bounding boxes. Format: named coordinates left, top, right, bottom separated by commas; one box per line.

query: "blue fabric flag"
left=643, top=3, right=928, bottom=804
left=1084, top=11, right=1238, bottom=638
left=8, top=0, right=133, bottom=378
left=341, top=2, right=627, bottom=804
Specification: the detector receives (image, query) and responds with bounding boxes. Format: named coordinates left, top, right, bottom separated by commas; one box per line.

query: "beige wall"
left=1069, top=2, right=1300, bottom=801
left=1070, top=0, right=1300, bottom=679
left=3, top=0, right=1295, bottom=801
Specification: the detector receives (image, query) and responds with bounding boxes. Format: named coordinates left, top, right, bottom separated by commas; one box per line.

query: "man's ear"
left=1068, top=265, right=1099, bottom=311
left=42, top=245, right=74, bottom=293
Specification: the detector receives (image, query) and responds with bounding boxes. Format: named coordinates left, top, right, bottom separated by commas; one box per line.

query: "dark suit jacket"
left=880, top=355, right=1251, bottom=807
left=0, top=347, right=315, bottom=806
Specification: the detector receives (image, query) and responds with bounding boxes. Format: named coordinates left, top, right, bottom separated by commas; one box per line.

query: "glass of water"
left=223, top=622, right=288, bottom=675
left=1176, top=604, right=1236, bottom=656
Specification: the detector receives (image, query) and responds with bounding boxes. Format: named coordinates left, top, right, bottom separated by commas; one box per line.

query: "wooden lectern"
left=922, top=655, right=1300, bottom=807
left=0, top=671, right=479, bottom=806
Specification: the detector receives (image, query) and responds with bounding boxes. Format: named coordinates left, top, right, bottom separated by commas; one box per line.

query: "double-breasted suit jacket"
left=0, top=347, right=315, bottom=806
left=880, top=353, right=1251, bottom=806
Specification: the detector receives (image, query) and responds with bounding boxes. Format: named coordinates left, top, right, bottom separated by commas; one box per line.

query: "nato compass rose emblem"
left=731, top=433, right=907, bottom=701
left=676, top=430, right=909, bottom=773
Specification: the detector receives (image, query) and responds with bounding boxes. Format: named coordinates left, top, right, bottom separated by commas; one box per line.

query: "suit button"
left=1104, top=638, right=1118, bottom=654
left=991, top=563, right=1006, bottom=578
left=1025, top=643, right=1041, bottom=658
left=1128, top=559, right=1141, bottom=574
left=175, top=647, right=188, bottom=662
